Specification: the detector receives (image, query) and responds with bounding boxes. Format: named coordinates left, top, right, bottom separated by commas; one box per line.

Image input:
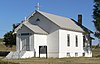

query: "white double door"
left=21, top=36, right=30, bottom=51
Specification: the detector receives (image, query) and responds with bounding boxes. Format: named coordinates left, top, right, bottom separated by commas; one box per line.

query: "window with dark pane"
left=67, top=52, right=70, bottom=56
left=67, top=34, right=70, bottom=46
left=83, top=36, right=85, bottom=47
left=76, top=35, right=78, bottom=47
left=75, top=53, right=78, bottom=56
left=36, top=18, right=40, bottom=21
left=21, top=33, right=31, bottom=36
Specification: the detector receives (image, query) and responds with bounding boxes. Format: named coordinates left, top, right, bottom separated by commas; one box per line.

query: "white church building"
left=6, top=10, right=93, bottom=59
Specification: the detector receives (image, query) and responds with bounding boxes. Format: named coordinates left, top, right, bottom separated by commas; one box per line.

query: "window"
left=21, top=33, right=31, bottom=36
left=83, top=53, right=85, bottom=56
left=18, top=34, right=20, bottom=36
left=76, top=35, right=78, bottom=47
left=67, top=34, right=70, bottom=46
left=34, top=18, right=40, bottom=25
left=83, top=36, right=85, bottom=47
left=75, top=53, right=78, bottom=56
left=36, top=18, right=40, bottom=21
left=67, top=53, right=70, bottom=56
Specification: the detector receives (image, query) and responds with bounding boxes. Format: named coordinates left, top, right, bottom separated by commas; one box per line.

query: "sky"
left=0, top=0, right=98, bottom=45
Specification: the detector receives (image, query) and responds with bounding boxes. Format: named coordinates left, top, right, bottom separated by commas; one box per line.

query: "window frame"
left=75, top=52, right=78, bottom=56
left=67, top=52, right=70, bottom=56
left=75, top=35, right=78, bottom=47
left=83, top=36, right=85, bottom=47
left=67, top=34, right=70, bottom=46
left=21, top=33, right=31, bottom=36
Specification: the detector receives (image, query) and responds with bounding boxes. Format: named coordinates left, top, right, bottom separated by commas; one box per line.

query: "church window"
left=76, top=35, right=78, bottom=47
left=21, top=33, right=31, bottom=36
left=67, top=34, right=70, bottom=46
left=75, top=53, right=78, bottom=56
left=67, top=52, right=70, bottom=56
left=83, top=36, right=85, bottom=47
left=34, top=18, right=40, bottom=25
left=36, top=18, right=40, bottom=21
left=83, top=53, right=85, bottom=56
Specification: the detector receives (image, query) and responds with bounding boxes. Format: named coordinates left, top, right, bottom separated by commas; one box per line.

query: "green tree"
left=12, top=23, right=20, bottom=32
left=93, top=0, right=100, bottom=47
left=93, top=0, right=100, bottom=32
left=3, top=23, right=19, bottom=47
left=3, top=31, right=16, bottom=47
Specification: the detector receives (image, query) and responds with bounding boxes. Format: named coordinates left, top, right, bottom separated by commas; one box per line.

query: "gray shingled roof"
left=15, top=10, right=85, bottom=34
left=37, top=11, right=84, bottom=32
left=14, top=21, right=48, bottom=34
left=24, top=21, right=48, bottom=34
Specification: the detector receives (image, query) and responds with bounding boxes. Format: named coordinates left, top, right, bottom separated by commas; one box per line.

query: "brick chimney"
left=78, top=14, right=82, bottom=25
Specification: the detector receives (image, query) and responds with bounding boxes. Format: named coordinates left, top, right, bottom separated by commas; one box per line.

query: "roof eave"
left=71, top=19, right=93, bottom=34
left=24, top=23, right=48, bottom=35
left=60, top=27, right=84, bottom=33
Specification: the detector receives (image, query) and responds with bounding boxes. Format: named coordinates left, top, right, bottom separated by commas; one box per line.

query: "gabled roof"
left=14, top=21, right=48, bottom=34
left=15, top=10, right=93, bottom=34
left=71, top=19, right=93, bottom=34
left=24, top=22, right=48, bottom=34
left=36, top=11, right=84, bottom=32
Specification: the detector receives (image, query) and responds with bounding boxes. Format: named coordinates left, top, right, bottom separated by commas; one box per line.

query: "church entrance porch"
left=19, top=33, right=32, bottom=51
left=21, top=36, right=30, bottom=51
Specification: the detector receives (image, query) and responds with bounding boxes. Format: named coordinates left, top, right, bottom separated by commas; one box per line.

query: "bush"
left=3, top=31, right=16, bottom=47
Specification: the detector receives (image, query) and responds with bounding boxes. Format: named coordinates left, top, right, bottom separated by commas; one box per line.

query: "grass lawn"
left=0, top=43, right=16, bottom=51
left=0, top=44, right=100, bottom=64
left=0, top=57, right=19, bottom=64
left=0, top=38, right=3, bottom=42
left=2, top=57, right=100, bottom=64
left=1, top=50, right=100, bottom=64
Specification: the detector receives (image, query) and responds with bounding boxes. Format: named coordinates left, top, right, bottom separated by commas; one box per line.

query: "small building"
left=6, top=10, right=93, bottom=59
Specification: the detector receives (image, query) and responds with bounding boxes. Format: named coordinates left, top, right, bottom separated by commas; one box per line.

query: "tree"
left=3, top=23, right=19, bottom=47
left=12, top=23, right=20, bottom=32
left=93, top=0, right=100, bottom=47
left=3, top=31, right=16, bottom=47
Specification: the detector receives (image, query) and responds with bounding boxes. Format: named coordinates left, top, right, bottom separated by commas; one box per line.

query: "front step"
left=21, top=51, right=34, bottom=58
left=6, top=51, right=34, bottom=59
